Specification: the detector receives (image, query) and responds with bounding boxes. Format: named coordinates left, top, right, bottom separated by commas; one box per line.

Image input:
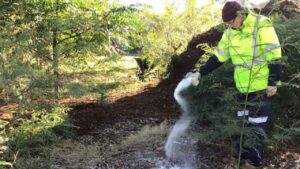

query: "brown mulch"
left=264, top=144, right=300, bottom=169
left=68, top=80, right=179, bottom=136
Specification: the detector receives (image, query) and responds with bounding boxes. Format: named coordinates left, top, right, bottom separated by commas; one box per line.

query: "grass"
left=1, top=104, right=74, bottom=168
left=121, top=121, right=169, bottom=150
left=51, top=121, right=170, bottom=168
left=51, top=139, right=106, bottom=168
left=59, top=55, right=148, bottom=103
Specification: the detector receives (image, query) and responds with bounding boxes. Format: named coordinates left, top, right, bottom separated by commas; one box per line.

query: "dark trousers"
left=234, top=92, right=271, bottom=167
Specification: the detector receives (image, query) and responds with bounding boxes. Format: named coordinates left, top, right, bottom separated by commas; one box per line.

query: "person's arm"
left=267, top=61, right=282, bottom=97
left=268, top=60, right=282, bottom=86
left=258, top=17, right=282, bottom=86
left=258, top=18, right=282, bottom=96
left=199, top=54, right=223, bottom=76
left=199, top=29, right=231, bottom=76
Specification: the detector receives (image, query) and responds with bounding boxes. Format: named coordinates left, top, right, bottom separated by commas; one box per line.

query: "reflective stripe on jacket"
left=215, top=13, right=281, bottom=93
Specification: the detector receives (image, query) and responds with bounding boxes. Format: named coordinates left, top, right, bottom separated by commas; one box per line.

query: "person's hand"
left=185, top=72, right=200, bottom=79
left=266, top=86, right=277, bottom=97
left=185, top=72, right=193, bottom=78
left=185, top=72, right=201, bottom=86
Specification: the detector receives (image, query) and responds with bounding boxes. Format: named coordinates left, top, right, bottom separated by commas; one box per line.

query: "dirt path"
left=58, top=80, right=300, bottom=169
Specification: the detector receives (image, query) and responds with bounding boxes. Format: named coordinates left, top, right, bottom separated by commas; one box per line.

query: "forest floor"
left=50, top=78, right=300, bottom=169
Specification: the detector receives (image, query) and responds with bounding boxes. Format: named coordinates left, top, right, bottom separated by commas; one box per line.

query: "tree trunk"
left=52, top=0, right=59, bottom=100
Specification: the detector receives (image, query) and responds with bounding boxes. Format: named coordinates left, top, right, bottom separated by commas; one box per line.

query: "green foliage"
left=183, top=62, right=240, bottom=143
left=1, top=105, right=74, bottom=168
left=0, top=3, right=142, bottom=166
left=268, top=14, right=300, bottom=142
left=0, top=120, right=11, bottom=168
left=0, top=161, right=13, bottom=167
left=137, top=0, right=221, bottom=76
left=8, top=106, right=72, bottom=150
left=0, top=0, right=143, bottom=100
left=14, top=157, right=53, bottom=169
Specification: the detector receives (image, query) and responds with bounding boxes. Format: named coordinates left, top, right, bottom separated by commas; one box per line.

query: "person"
left=186, top=1, right=282, bottom=169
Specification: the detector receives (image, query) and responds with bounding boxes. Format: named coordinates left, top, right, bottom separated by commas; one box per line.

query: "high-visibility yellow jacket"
left=215, top=12, right=281, bottom=93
